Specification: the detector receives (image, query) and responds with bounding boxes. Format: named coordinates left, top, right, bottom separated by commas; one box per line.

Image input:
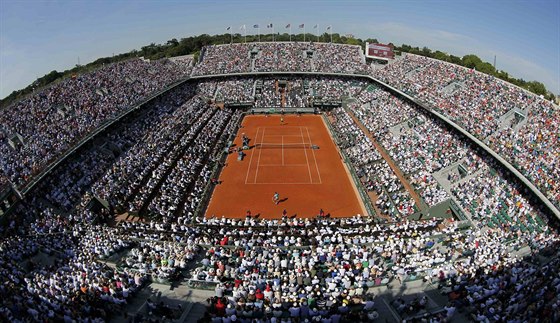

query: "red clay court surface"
left=204, top=114, right=366, bottom=219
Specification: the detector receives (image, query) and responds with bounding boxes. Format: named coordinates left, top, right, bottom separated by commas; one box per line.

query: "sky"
left=1, top=0, right=559, bottom=98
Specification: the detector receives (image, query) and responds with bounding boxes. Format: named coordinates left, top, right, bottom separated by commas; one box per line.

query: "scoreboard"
left=366, top=42, right=395, bottom=60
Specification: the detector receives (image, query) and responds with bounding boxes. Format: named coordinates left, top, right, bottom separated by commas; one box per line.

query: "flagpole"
left=317, top=24, right=319, bottom=42
left=272, top=25, right=275, bottom=42
left=290, top=25, right=292, bottom=42
left=258, top=27, right=260, bottom=42
left=303, top=25, right=306, bottom=42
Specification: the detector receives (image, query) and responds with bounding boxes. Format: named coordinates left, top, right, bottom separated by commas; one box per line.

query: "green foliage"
left=433, top=51, right=449, bottom=62
left=345, top=37, right=362, bottom=46
left=461, top=54, right=483, bottom=69
left=448, top=55, right=462, bottom=65
left=526, top=81, right=547, bottom=96
left=421, top=47, right=432, bottom=56
left=477, top=62, right=495, bottom=75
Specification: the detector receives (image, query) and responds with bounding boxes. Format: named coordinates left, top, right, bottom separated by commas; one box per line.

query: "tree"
left=345, top=37, right=361, bottom=46
left=166, top=38, right=179, bottom=47
left=434, top=51, right=449, bottom=62
left=462, top=54, right=483, bottom=69
left=476, top=62, right=495, bottom=75
left=448, top=55, right=462, bottom=65
left=526, top=81, right=547, bottom=96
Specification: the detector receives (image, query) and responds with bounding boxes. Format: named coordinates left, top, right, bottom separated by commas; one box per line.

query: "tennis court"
left=244, top=125, right=322, bottom=185
left=205, top=114, right=366, bottom=219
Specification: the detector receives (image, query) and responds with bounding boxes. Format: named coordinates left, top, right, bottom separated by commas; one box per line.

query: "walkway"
left=347, top=109, right=428, bottom=212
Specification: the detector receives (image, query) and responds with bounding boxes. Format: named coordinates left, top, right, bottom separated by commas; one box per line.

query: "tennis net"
left=255, top=143, right=319, bottom=149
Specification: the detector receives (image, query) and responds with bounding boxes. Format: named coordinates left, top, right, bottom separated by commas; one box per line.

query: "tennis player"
left=272, top=192, right=280, bottom=205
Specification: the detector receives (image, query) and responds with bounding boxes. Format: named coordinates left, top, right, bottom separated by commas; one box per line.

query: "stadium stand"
left=374, top=53, right=560, bottom=210
left=192, top=42, right=365, bottom=75
left=1, top=42, right=560, bottom=322
left=0, top=58, right=192, bottom=192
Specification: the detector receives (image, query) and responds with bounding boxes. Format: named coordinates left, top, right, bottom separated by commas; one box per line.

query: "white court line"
left=258, top=164, right=309, bottom=167
left=281, top=136, right=284, bottom=166
left=260, top=134, right=302, bottom=137
left=256, top=143, right=312, bottom=146
left=244, top=127, right=259, bottom=184
left=253, top=127, right=266, bottom=183
left=262, top=126, right=302, bottom=129
left=246, top=182, right=321, bottom=185
left=300, top=126, right=313, bottom=184
left=306, top=126, right=322, bottom=184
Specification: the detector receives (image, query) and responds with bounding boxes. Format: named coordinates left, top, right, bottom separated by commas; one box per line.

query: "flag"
left=254, top=24, right=259, bottom=28
left=299, top=24, right=304, bottom=28
left=240, top=25, right=246, bottom=30
left=267, top=23, right=273, bottom=28
left=226, top=26, right=231, bottom=31
left=313, top=24, right=318, bottom=29
left=326, top=25, right=331, bottom=30
left=285, top=24, right=290, bottom=28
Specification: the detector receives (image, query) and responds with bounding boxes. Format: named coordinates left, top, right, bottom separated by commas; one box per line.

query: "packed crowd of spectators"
left=36, top=85, right=194, bottom=214
left=214, top=78, right=256, bottom=104
left=192, top=42, right=366, bottom=76
left=313, top=43, right=366, bottom=74
left=451, top=240, right=560, bottom=322
left=254, top=42, right=314, bottom=72
left=307, top=77, right=367, bottom=100
left=0, top=58, right=192, bottom=192
left=329, top=106, right=417, bottom=219
left=252, top=76, right=367, bottom=109
left=92, top=94, right=207, bottom=211
left=0, top=199, right=148, bottom=322
left=2, top=187, right=558, bottom=322
left=452, top=162, right=550, bottom=233
left=255, top=80, right=283, bottom=108
left=193, top=44, right=253, bottom=76
left=146, top=108, right=241, bottom=223
left=1, top=44, right=560, bottom=322
left=120, top=240, right=198, bottom=282
left=488, top=112, right=560, bottom=210
left=374, top=53, right=560, bottom=210
left=195, top=216, right=449, bottom=320
left=194, top=214, right=560, bottom=322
